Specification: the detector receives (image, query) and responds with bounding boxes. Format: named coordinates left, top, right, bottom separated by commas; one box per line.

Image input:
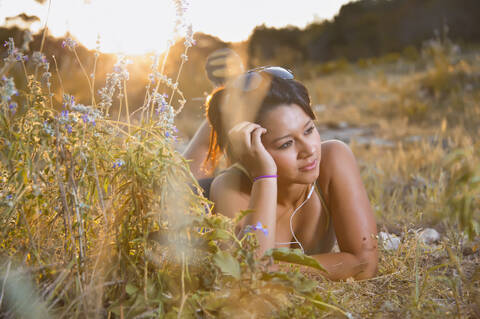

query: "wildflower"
left=148, top=73, right=155, bottom=84
left=0, top=77, right=19, bottom=104
left=184, top=24, right=196, bottom=48
left=80, top=112, right=96, bottom=126
left=6, top=194, right=12, bottom=200
left=21, top=30, right=33, bottom=52
left=244, top=222, right=269, bottom=236
left=112, top=159, right=125, bottom=169
left=41, top=72, right=52, bottom=86
left=113, top=56, right=132, bottom=81
left=31, top=52, right=46, bottom=65
left=62, top=94, right=75, bottom=109
left=9, top=102, right=17, bottom=115
left=150, top=54, right=160, bottom=70
left=43, top=121, right=55, bottom=136
left=62, top=38, right=77, bottom=50
left=98, top=56, right=132, bottom=112
left=61, top=110, right=69, bottom=118
left=32, top=52, right=51, bottom=88
left=3, top=38, right=23, bottom=62
left=65, top=124, right=72, bottom=133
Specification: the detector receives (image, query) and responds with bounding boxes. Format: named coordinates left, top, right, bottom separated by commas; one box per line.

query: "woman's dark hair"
left=204, top=72, right=315, bottom=170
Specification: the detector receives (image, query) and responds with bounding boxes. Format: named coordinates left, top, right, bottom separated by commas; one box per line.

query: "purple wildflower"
left=112, top=159, right=125, bottom=169
left=9, top=102, right=17, bottom=115
left=62, top=38, right=77, bottom=50
left=244, top=222, right=269, bottom=236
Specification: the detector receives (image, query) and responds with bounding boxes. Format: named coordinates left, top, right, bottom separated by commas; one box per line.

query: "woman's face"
left=260, top=104, right=321, bottom=184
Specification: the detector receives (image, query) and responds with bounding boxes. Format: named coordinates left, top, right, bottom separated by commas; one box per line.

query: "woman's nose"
left=299, top=140, right=315, bottom=157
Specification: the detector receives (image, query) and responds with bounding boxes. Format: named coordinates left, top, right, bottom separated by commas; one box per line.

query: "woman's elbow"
left=354, top=252, right=378, bottom=280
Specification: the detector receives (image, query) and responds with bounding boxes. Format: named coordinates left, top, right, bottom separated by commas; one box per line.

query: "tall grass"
left=1, top=12, right=479, bottom=318
left=0, top=6, right=354, bottom=319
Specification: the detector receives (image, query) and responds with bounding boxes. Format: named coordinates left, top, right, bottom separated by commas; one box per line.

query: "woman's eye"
left=279, top=141, right=292, bottom=149
left=305, top=126, right=315, bottom=135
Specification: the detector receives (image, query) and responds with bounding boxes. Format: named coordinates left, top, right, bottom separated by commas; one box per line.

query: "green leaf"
left=261, top=271, right=317, bottom=293
left=264, top=248, right=327, bottom=272
left=234, top=209, right=253, bottom=224
left=206, top=229, right=231, bottom=241
left=213, top=251, right=241, bottom=279
left=125, top=283, right=139, bottom=296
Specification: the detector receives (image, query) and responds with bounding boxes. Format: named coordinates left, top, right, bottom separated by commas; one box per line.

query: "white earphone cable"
left=275, top=183, right=315, bottom=253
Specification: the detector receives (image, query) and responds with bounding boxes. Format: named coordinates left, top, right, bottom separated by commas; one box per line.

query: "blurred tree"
left=248, top=0, right=480, bottom=66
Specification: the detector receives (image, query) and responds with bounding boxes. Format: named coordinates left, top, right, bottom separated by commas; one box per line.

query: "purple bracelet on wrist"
left=253, top=174, right=278, bottom=182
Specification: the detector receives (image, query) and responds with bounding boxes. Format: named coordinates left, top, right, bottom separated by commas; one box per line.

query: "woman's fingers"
left=228, top=121, right=261, bottom=149
left=250, top=127, right=267, bottom=150
left=227, top=122, right=276, bottom=176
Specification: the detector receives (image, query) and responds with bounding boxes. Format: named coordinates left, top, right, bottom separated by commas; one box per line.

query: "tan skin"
left=184, top=105, right=378, bottom=280
left=184, top=104, right=378, bottom=281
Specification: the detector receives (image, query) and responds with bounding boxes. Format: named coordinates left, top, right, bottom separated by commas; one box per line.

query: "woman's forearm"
left=245, top=178, right=278, bottom=256
left=304, top=252, right=377, bottom=281
left=182, top=120, right=211, bottom=179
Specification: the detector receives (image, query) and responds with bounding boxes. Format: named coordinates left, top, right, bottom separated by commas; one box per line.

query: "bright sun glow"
left=1, top=0, right=179, bottom=55
left=68, top=0, right=178, bottom=54
left=1, top=0, right=353, bottom=55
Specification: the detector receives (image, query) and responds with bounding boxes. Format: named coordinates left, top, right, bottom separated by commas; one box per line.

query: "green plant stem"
left=92, top=153, right=107, bottom=225
left=52, top=55, right=66, bottom=96
left=0, top=260, right=11, bottom=308
left=73, top=48, right=95, bottom=104
left=302, top=295, right=351, bottom=318
left=123, top=80, right=130, bottom=135
left=177, top=252, right=186, bottom=319
left=91, top=53, right=99, bottom=107
left=39, top=0, right=52, bottom=54
left=169, top=46, right=190, bottom=115
left=20, top=207, right=42, bottom=263
left=148, top=46, right=171, bottom=123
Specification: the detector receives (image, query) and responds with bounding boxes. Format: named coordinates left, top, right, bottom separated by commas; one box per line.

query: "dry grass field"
left=0, top=30, right=478, bottom=318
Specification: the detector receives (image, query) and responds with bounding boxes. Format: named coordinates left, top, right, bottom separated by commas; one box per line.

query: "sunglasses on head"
left=228, top=66, right=294, bottom=92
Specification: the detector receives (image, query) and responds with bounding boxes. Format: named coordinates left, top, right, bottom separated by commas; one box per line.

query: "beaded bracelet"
left=253, top=174, right=278, bottom=182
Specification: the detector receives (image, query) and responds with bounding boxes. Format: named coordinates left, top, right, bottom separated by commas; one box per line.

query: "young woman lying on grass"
left=183, top=66, right=378, bottom=281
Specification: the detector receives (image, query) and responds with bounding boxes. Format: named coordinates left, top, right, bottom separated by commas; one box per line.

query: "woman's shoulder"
left=210, top=165, right=252, bottom=218
left=319, top=140, right=357, bottom=186
left=321, top=139, right=353, bottom=158
left=210, top=165, right=252, bottom=197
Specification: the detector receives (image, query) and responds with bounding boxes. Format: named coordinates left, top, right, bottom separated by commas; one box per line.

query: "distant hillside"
left=248, top=0, right=480, bottom=67
left=0, top=26, right=240, bottom=126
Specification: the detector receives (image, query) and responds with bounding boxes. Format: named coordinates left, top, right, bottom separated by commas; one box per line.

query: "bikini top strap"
left=230, top=162, right=252, bottom=181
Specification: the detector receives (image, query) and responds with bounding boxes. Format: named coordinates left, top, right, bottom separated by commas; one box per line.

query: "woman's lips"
left=300, top=159, right=318, bottom=171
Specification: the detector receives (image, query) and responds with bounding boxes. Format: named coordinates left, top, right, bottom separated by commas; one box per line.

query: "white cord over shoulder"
left=275, top=183, right=315, bottom=253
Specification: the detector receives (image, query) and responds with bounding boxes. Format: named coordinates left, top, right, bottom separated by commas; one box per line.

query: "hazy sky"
left=0, top=0, right=354, bottom=54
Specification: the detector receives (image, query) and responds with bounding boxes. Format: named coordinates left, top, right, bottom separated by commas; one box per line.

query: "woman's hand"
left=227, top=121, right=277, bottom=178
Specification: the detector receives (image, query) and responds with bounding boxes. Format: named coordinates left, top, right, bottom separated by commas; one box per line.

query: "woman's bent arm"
left=210, top=172, right=278, bottom=256
left=182, top=120, right=211, bottom=179
left=315, top=140, right=378, bottom=280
